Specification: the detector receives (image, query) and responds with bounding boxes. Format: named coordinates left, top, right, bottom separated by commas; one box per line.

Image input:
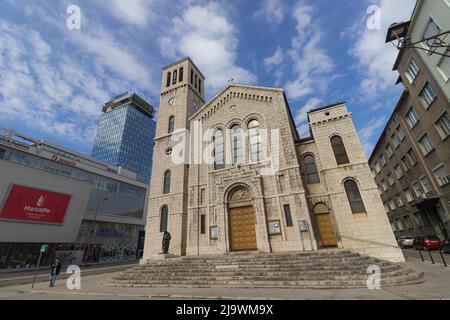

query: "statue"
left=162, top=231, right=171, bottom=254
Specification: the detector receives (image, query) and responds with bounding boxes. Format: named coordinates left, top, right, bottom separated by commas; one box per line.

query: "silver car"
left=398, top=236, right=414, bottom=248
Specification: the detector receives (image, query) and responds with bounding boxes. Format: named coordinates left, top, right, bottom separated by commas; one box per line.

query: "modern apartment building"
left=91, top=92, right=156, bottom=184
left=369, top=0, right=450, bottom=240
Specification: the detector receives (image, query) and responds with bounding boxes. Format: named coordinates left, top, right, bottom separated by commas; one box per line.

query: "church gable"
left=189, top=84, right=283, bottom=124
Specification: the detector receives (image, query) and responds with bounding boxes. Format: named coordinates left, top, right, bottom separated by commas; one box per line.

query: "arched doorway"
left=313, top=203, right=337, bottom=247
left=228, top=187, right=257, bottom=251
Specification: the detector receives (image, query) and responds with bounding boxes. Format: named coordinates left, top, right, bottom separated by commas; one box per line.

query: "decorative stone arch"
left=219, top=180, right=270, bottom=253
left=243, top=112, right=266, bottom=128
left=225, top=118, right=243, bottom=129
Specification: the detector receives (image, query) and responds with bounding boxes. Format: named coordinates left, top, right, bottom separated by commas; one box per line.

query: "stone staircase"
left=104, top=250, right=425, bottom=289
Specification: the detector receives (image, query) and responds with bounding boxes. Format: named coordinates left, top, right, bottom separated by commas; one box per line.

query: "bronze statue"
left=162, top=231, right=171, bottom=254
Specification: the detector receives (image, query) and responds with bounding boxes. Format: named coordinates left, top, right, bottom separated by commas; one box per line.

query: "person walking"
left=49, top=257, right=61, bottom=287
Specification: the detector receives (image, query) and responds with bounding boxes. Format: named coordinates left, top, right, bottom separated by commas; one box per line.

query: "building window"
left=418, top=134, right=434, bottom=155
left=388, top=199, right=396, bottom=211
left=406, top=107, right=419, bottom=128
left=412, top=182, right=422, bottom=198
left=230, top=124, right=243, bottom=165
left=391, top=133, right=400, bottom=148
left=435, top=112, right=450, bottom=139
left=163, top=170, right=171, bottom=194
left=179, top=67, right=184, bottom=82
left=419, top=176, right=432, bottom=193
left=172, top=70, right=177, bottom=85
left=404, top=188, right=414, bottom=202
left=433, top=163, right=450, bottom=186
left=213, top=129, right=225, bottom=170
left=437, top=51, right=450, bottom=80
left=407, top=149, right=418, bottom=166
left=248, top=120, right=262, bottom=162
left=396, top=219, right=404, bottom=231
left=168, top=116, right=175, bottom=134
left=405, top=58, right=419, bottom=83
left=283, top=205, right=293, bottom=226
left=0, top=148, right=5, bottom=159
left=404, top=216, right=413, bottom=229
left=166, top=72, right=171, bottom=87
left=394, top=164, right=403, bottom=179
left=413, top=212, right=424, bottom=227
left=384, top=203, right=390, bottom=214
left=374, top=161, right=381, bottom=174
left=194, top=74, right=198, bottom=89
left=330, top=136, right=349, bottom=165
left=419, top=82, right=437, bottom=109
left=190, top=70, right=194, bottom=84
left=386, top=143, right=394, bottom=158
left=200, top=215, right=206, bottom=234
left=200, top=188, right=206, bottom=204
left=381, top=180, right=388, bottom=192
left=344, top=180, right=366, bottom=214
left=379, top=153, right=387, bottom=166
left=401, top=156, right=409, bottom=172
left=198, top=79, right=202, bottom=94
left=160, top=205, right=168, bottom=232
left=395, top=194, right=404, bottom=207
left=387, top=173, right=395, bottom=186
left=422, top=18, right=440, bottom=48
left=397, top=125, right=406, bottom=141
left=303, top=155, right=320, bottom=184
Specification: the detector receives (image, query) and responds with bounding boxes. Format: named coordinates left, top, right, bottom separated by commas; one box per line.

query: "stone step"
left=104, top=250, right=424, bottom=289
left=106, top=273, right=424, bottom=289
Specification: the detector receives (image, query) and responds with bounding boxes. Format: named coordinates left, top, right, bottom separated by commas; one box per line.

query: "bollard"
left=419, top=249, right=424, bottom=262
left=439, top=250, right=448, bottom=267
left=428, top=250, right=435, bottom=264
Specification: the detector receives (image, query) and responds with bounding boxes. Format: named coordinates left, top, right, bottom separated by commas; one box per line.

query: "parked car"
left=442, top=238, right=450, bottom=254
left=397, top=236, right=415, bottom=248
left=413, top=235, right=442, bottom=251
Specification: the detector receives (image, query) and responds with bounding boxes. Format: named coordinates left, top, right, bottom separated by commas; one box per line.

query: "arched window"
left=160, top=205, right=168, bottom=232
left=331, top=136, right=349, bottom=165
left=166, top=72, right=171, bottom=87
left=172, top=70, right=177, bottom=85
left=163, top=170, right=171, bottom=194
left=168, top=116, right=175, bottom=134
left=179, top=67, right=184, bottom=82
left=303, top=154, right=320, bottom=184
left=344, top=180, right=366, bottom=214
left=230, top=124, right=243, bottom=165
left=213, top=129, right=225, bottom=170
left=248, top=120, right=262, bottom=162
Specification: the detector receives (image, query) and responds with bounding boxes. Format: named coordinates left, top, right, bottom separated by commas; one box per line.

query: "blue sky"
left=0, top=0, right=416, bottom=156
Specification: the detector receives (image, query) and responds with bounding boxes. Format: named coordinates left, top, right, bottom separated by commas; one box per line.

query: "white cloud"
left=358, top=116, right=387, bottom=156
left=349, top=0, right=415, bottom=99
left=108, top=0, right=154, bottom=27
left=264, top=46, right=284, bottom=67
left=159, top=3, right=256, bottom=93
left=284, top=2, right=334, bottom=101
left=294, top=97, right=322, bottom=137
left=255, top=0, right=286, bottom=26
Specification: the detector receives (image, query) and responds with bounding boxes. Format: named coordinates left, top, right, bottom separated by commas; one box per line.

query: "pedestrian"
left=49, top=257, right=61, bottom=287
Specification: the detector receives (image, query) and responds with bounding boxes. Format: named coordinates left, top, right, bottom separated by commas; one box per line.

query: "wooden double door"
left=229, top=206, right=257, bottom=251
left=315, top=213, right=337, bottom=247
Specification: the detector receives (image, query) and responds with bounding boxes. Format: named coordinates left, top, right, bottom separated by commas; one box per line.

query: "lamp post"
left=84, top=197, right=108, bottom=264
left=386, top=21, right=450, bottom=58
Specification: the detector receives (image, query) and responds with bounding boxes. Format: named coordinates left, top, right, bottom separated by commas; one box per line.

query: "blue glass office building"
left=92, top=92, right=156, bottom=184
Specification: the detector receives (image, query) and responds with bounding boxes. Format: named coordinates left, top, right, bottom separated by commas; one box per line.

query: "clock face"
left=168, top=97, right=177, bottom=106
left=193, top=100, right=199, bottom=110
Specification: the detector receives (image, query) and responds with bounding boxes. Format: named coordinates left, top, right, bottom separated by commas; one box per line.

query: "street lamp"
left=84, top=197, right=108, bottom=264
left=386, top=21, right=450, bottom=58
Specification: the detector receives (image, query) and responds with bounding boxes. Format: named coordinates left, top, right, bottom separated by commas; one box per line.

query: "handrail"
left=338, top=235, right=400, bottom=249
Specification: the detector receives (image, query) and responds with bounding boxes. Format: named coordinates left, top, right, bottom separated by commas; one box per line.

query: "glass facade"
left=91, top=103, right=156, bottom=184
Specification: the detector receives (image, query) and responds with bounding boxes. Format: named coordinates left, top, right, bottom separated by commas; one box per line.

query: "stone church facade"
left=143, top=57, right=404, bottom=263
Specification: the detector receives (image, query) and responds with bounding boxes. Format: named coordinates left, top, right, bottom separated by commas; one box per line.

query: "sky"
left=0, top=0, right=416, bottom=156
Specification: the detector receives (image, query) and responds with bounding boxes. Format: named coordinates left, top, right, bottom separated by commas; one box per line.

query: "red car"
left=413, top=235, right=443, bottom=250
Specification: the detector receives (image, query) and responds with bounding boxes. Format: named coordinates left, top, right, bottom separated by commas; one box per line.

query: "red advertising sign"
left=0, top=185, right=71, bottom=224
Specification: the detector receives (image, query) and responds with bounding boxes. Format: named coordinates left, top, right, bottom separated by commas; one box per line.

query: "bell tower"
left=143, top=57, right=205, bottom=260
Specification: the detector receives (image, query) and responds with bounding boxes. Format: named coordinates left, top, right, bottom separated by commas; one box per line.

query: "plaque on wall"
left=210, top=226, right=219, bottom=239
left=298, top=220, right=308, bottom=232
left=268, top=220, right=281, bottom=235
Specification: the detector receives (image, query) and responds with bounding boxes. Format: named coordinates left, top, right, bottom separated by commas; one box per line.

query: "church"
left=143, top=57, right=404, bottom=263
